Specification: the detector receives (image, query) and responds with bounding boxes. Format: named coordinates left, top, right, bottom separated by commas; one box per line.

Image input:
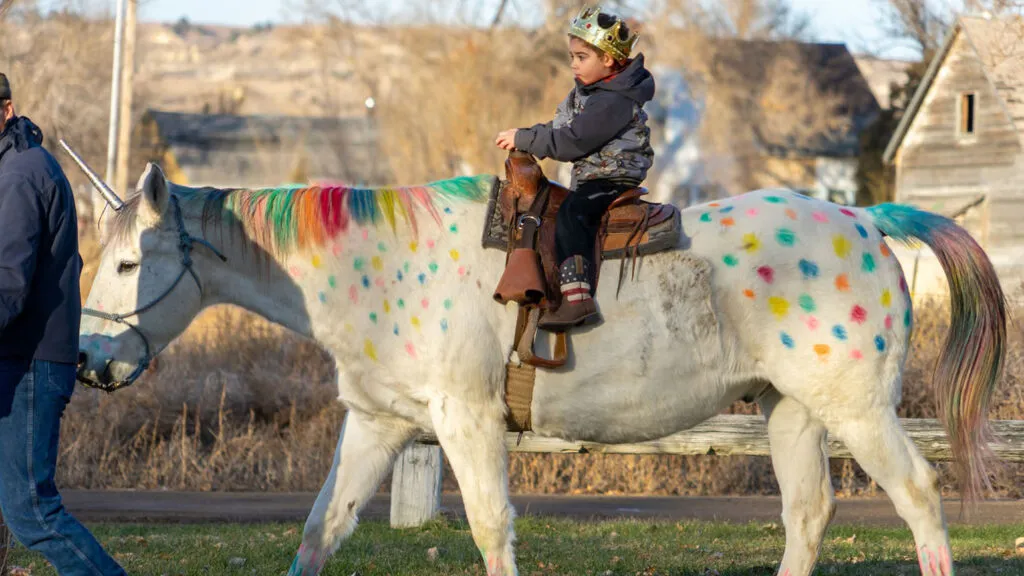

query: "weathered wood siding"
left=895, top=30, right=1024, bottom=248
left=900, top=32, right=1019, bottom=169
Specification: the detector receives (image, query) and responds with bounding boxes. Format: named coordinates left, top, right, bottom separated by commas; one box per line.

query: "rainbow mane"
left=178, top=175, right=494, bottom=255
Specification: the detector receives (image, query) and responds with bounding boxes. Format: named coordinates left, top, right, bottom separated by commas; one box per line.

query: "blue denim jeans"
left=0, top=358, right=126, bottom=575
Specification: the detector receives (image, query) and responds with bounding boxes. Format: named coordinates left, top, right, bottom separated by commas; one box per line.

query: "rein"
left=77, top=195, right=227, bottom=392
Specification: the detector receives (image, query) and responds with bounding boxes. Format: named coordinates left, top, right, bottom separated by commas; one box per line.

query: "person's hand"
left=495, top=129, right=518, bottom=151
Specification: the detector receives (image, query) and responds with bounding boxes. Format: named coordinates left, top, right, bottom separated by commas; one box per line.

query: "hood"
left=0, top=116, right=43, bottom=164
left=580, top=53, right=655, bottom=104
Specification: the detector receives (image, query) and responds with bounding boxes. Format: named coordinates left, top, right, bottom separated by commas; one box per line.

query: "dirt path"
left=60, top=491, right=1024, bottom=526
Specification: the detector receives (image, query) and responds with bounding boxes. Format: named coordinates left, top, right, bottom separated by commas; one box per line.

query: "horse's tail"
left=866, top=203, right=1007, bottom=503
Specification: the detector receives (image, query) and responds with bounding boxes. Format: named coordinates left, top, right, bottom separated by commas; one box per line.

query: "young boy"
left=495, top=5, right=655, bottom=330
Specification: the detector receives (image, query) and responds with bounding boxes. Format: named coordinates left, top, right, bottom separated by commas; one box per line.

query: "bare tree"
left=0, top=2, right=122, bottom=295
left=650, top=0, right=811, bottom=40
left=0, top=5, right=113, bottom=181
left=490, top=0, right=512, bottom=28
left=878, top=0, right=951, bottom=56
left=0, top=0, right=14, bottom=21
left=963, top=0, right=1024, bottom=14
left=875, top=0, right=1024, bottom=66
left=290, top=0, right=584, bottom=183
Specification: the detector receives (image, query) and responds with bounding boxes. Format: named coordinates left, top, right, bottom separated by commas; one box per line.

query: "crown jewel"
left=568, top=5, right=638, bottom=62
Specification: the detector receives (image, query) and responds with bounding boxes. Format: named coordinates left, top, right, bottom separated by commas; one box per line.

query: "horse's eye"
left=117, top=261, right=139, bottom=275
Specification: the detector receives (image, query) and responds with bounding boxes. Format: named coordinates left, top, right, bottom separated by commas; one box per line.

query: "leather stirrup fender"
left=494, top=248, right=546, bottom=305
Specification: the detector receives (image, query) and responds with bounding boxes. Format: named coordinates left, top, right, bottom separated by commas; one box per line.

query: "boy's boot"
left=539, top=255, right=600, bottom=331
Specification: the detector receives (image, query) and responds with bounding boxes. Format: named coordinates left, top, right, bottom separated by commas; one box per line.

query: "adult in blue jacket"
left=0, top=73, right=126, bottom=575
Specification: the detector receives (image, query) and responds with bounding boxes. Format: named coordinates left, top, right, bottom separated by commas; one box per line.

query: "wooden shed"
left=883, top=15, right=1024, bottom=298
left=138, top=109, right=391, bottom=188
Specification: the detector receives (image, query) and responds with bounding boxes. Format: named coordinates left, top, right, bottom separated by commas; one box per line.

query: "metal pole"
left=105, top=0, right=127, bottom=186
left=114, top=0, right=136, bottom=195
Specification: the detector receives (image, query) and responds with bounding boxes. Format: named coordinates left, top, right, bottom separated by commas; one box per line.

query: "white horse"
left=76, top=158, right=1005, bottom=576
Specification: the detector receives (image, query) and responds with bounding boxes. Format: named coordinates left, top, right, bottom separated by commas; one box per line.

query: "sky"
left=108, top=0, right=961, bottom=61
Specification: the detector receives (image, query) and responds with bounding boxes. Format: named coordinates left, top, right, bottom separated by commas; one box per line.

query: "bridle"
left=77, top=194, right=227, bottom=392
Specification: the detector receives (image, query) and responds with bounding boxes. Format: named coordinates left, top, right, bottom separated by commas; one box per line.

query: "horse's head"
left=77, top=160, right=226, bottom=391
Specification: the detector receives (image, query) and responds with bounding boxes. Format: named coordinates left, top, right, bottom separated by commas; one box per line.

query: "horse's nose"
left=76, top=351, right=94, bottom=383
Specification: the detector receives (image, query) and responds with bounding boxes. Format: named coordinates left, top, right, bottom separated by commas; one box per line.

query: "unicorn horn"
left=58, top=139, right=124, bottom=211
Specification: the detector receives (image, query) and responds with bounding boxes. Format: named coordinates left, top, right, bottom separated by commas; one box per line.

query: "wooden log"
left=392, top=416, right=1024, bottom=527
left=389, top=444, right=443, bottom=528
left=415, top=415, right=1024, bottom=462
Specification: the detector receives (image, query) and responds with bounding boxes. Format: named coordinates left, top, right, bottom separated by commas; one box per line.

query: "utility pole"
left=115, top=0, right=137, bottom=195
left=105, top=0, right=127, bottom=186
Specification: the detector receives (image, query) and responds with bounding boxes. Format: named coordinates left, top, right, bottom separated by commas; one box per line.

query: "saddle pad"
left=481, top=180, right=682, bottom=259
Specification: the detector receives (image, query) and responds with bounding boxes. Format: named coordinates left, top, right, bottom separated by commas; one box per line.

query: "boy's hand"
left=495, top=129, right=518, bottom=151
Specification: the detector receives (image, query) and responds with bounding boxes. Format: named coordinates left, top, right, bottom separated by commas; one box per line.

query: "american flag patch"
left=562, top=281, right=591, bottom=302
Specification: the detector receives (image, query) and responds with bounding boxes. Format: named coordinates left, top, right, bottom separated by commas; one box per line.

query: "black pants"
left=555, top=180, right=635, bottom=264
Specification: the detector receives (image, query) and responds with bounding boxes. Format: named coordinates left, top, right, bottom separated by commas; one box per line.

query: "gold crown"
left=568, top=5, right=638, bottom=62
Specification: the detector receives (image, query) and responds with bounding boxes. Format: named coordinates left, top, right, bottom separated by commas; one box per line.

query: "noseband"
left=77, top=195, right=227, bottom=392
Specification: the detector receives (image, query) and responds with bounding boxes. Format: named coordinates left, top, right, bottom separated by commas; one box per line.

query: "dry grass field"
left=53, top=294, right=1024, bottom=499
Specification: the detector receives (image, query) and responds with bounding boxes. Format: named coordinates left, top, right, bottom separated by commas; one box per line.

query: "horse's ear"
left=138, top=163, right=169, bottom=225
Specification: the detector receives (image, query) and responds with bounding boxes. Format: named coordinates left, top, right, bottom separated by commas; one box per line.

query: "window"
left=959, top=93, right=976, bottom=135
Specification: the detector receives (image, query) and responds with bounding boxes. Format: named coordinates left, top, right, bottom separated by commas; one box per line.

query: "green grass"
left=7, top=517, right=1024, bottom=575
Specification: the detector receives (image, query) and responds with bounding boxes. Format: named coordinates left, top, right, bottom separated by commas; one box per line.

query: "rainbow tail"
left=867, top=203, right=1007, bottom=503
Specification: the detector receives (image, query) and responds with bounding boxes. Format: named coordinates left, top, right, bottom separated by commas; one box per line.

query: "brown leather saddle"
left=482, top=151, right=680, bottom=370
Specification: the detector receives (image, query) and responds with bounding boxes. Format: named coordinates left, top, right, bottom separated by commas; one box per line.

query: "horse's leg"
left=760, top=389, right=836, bottom=576
left=287, top=410, right=417, bottom=576
left=827, top=408, right=952, bottom=576
left=428, top=395, right=516, bottom=576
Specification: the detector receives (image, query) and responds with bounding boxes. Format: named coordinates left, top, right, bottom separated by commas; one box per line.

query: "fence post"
left=389, top=443, right=443, bottom=528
